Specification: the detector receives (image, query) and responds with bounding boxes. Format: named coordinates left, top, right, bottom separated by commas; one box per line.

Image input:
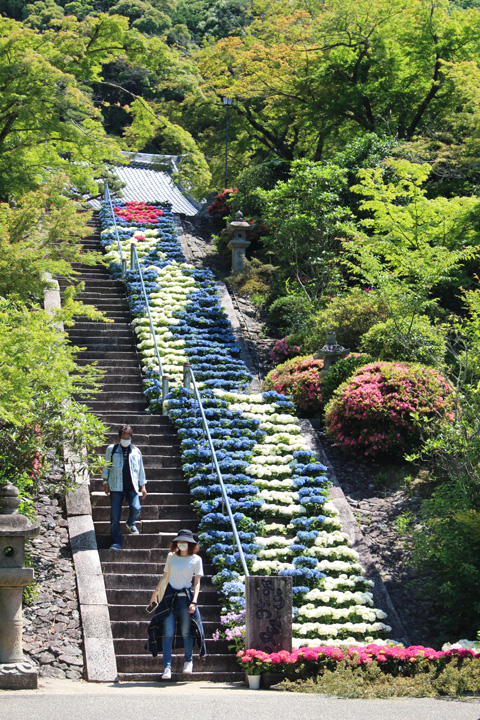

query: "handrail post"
left=130, top=242, right=137, bottom=272
left=121, top=258, right=127, bottom=280
left=183, top=363, right=191, bottom=392
left=161, top=376, right=169, bottom=415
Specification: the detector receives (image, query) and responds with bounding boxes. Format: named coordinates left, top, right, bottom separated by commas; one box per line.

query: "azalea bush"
left=325, top=362, right=454, bottom=458
left=271, top=337, right=302, bottom=365
left=320, top=354, right=374, bottom=409
left=264, top=355, right=324, bottom=417
left=208, top=188, right=238, bottom=216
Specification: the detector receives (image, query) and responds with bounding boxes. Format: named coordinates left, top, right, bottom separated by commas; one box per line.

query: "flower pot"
left=247, top=674, right=261, bottom=689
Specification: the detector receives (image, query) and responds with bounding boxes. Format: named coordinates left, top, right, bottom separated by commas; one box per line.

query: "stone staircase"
left=61, top=214, right=241, bottom=682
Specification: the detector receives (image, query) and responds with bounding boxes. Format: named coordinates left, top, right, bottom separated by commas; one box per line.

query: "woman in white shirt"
left=149, top=529, right=204, bottom=679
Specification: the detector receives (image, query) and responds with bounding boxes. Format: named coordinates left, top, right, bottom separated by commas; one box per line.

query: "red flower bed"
left=113, top=202, right=163, bottom=224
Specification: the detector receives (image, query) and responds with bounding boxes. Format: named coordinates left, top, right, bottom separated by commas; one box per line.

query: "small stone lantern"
left=0, top=483, right=39, bottom=689
left=228, top=211, right=252, bottom=272
left=315, top=332, right=350, bottom=375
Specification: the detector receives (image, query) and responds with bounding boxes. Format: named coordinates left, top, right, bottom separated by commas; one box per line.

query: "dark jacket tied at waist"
left=145, top=583, right=207, bottom=658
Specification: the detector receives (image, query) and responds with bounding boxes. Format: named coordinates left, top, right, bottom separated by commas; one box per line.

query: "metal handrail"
left=129, top=242, right=165, bottom=386
left=183, top=363, right=250, bottom=578
left=103, top=183, right=126, bottom=278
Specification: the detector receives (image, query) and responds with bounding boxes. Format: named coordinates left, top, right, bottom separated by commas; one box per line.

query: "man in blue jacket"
left=102, top=424, right=147, bottom=550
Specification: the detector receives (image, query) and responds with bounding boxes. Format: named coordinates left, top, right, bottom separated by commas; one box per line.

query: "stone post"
left=0, top=483, right=39, bottom=689
left=227, top=211, right=252, bottom=273
left=245, top=576, right=293, bottom=653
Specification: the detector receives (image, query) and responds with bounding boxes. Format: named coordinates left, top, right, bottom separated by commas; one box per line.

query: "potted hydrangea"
left=236, top=649, right=269, bottom=689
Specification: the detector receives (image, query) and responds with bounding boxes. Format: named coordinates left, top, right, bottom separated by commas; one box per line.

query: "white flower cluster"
left=292, top=620, right=392, bottom=639
left=295, top=604, right=388, bottom=623
left=133, top=262, right=197, bottom=384
left=303, top=588, right=375, bottom=607
left=103, top=229, right=164, bottom=266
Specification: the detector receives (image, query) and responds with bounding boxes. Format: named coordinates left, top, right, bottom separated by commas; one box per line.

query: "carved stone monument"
left=228, top=211, right=252, bottom=273
left=245, top=576, right=293, bottom=653
left=0, top=483, right=39, bottom=689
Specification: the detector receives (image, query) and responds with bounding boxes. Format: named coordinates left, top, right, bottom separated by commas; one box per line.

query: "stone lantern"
left=0, top=483, right=39, bottom=689
left=227, top=211, right=252, bottom=272
left=315, top=332, right=350, bottom=375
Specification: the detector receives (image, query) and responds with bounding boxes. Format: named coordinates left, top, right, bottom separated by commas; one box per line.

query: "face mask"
left=120, top=438, right=131, bottom=448
left=177, top=542, right=188, bottom=552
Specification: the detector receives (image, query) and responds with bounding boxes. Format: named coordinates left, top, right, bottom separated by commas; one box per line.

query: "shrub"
left=271, top=337, right=303, bottom=365
left=301, top=289, right=388, bottom=354
left=321, top=353, right=374, bottom=408
left=264, top=355, right=324, bottom=417
left=268, top=295, right=314, bottom=335
left=360, top=316, right=446, bottom=366
left=207, top=187, right=238, bottom=216
left=325, top=361, right=454, bottom=457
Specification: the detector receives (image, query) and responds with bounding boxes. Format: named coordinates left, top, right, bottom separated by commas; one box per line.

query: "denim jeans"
left=162, top=595, right=193, bottom=668
left=109, top=490, right=141, bottom=547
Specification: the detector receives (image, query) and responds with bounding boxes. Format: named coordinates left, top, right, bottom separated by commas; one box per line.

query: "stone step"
left=90, top=479, right=186, bottom=494
left=93, top=513, right=197, bottom=536
left=92, top=492, right=191, bottom=511
left=96, top=414, right=175, bottom=426
left=101, top=561, right=217, bottom=576
left=115, top=653, right=236, bottom=673
left=117, top=671, right=244, bottom=682
left=108, top=604, right=219, bottom=623
left=113, top=637, right=230, bottom=654
left=98, top=438, right=180, bottom=452
left=95, top=524, right=199, bottom=548
left=88, top=400, right=148, bottom=412
left=110, top=619, right=221, bottom=638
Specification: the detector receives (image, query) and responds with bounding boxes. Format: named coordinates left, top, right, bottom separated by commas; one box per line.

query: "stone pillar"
left=245, top=576, right=293, bottom=653
left=0, top=483, right=39, bottom=689
left=228, top=211, right=252, bottom=273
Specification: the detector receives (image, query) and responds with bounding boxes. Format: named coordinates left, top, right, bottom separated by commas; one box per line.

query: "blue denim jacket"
left=102, top=443, right=146, bottom=492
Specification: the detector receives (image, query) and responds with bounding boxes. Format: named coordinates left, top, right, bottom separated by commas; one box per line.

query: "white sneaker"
left=183, top=661, right=193, bottom=674
left=126, top=523, right=139, bottom=534
left=161, top=667, right=171, bottom=680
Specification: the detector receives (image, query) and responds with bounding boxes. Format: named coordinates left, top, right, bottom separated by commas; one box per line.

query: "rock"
left=35, top=651, right=56, bottom=665
left=40, top=666, right=66, bottom=679
left=59, top=654, right=84, bottom=666
left=66, top=670, right=83, bottom=680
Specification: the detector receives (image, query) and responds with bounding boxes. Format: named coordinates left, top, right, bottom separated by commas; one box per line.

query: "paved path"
left=1, top=679, right=480, bottom=720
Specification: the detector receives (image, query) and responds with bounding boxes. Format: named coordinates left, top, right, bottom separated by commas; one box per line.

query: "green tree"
left=259, top=159, right=352, bottom=300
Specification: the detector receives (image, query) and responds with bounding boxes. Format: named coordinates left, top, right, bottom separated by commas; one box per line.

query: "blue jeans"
left=162, top=595, right=193, bottom=668
left=109, top=490, right=141, bottom=547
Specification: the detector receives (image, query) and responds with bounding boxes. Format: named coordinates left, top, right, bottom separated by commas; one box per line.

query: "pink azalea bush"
left=271, top=337, right=302, bottom=365
left=324, top=361, right=454, bottom=457
left=264, top=355, right=324, bottom=417
left=237, top=644, right=480, bottom=678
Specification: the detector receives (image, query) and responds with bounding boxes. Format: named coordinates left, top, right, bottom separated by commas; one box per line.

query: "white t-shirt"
left=165, top=552, right=203, bottom=590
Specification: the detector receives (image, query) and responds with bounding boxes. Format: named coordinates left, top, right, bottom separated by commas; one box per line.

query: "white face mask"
left=177, top=542, right=188, bottom=552
left=120, top=438, right=131, bottom=448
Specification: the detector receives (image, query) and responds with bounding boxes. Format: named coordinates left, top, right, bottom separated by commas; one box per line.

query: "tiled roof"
left=89, top=162, right=199, bottom=216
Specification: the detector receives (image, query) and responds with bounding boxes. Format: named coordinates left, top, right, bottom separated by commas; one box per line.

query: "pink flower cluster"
left=113, top=202, right=163, bottom=223
left=271, top=337, right=302, bottom=365
left=237, top=643, right=480, bottom=672
left=325, top=361, right=454, bottom=457
left=265, top=355, right=324, bottom=416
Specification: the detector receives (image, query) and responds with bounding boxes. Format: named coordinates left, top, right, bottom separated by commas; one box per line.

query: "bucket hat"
left=172, top=529, right=197, bottom=544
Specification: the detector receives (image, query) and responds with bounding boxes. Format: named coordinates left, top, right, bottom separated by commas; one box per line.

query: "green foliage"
left=259, top=160, right=352, bottom=300
left=268, top=295, right=314, bottom=336
left=264, top=355, right=324, bottom=417
left=279, top=658, right=480, bottom=698
left=343, top=159, right=480, bottom=320
left=229, top=160, right=291, bottom=218
left=361, top=316, right=447, bottom=366
left=174, top=0, right=250, bottom=43
left=321, top=354, right=374, bottom=409
left=0, top=297, right=107, bottom=492
left=410, top=481, right=480, bottom=637
left=0, top=16, right=137, bottom=198
left=300, top=290, right=389, bottom=354
left=0, top=181, right=103, bottom=301
left=227, top=258, right=278, bottom=302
